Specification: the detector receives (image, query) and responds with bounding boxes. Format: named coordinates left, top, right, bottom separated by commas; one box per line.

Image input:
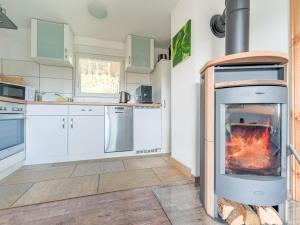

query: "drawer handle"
left=70, top=118, right=74, bottom=129
left=81, top=109, right=86, bottom=111
left=89, top=109, right=93, bottom=111
left=62, top=118, right=65, bottom=129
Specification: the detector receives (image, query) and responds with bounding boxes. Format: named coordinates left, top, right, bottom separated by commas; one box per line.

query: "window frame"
left=75, top=53, right=125, bottom=98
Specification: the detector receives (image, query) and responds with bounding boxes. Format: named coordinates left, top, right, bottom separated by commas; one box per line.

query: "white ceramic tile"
left=40, top=78, right=72, bottom=94
left=40, top=65, right=73, bottom=80
left=126, top=83, right=140, bottom=98
left=126, top=73, right=151, bottom=84
left=22, top=76, right=40, bottom=89
left=2, top=59, right=39, bottom=77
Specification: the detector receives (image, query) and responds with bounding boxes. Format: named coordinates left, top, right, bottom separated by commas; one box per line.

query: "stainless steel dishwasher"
left=104, top=106, right=133, bottom=153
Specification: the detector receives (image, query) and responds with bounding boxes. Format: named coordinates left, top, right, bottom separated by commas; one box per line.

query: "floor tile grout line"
left=69, top=164, right=78, bottom=177
left=150, top=168, right=163, bottom=183
left=9, top=183, right=35, bottom=207
left=121, top=160, right=127, bottom=171
left=97, top=174, right=100, bottom=193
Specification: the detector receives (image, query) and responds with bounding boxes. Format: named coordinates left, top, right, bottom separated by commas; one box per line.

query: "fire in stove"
left=225, top=104, right=281, bottom=176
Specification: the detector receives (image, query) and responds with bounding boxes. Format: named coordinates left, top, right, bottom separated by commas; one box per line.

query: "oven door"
left=0, top=114, right=25, bottom=160
left=0, top=83, right=26, bottom=100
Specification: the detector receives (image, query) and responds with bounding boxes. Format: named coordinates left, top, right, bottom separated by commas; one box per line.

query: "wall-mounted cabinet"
left=31, top=19, right=74, bottom=67
left=125, top=35, right=154, bottom=74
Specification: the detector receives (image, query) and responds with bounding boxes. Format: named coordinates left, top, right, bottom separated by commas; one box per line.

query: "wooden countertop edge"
left=0, top=97, right=26, bottom=104
left=26, top=101, right=162, bottom=107
left=0, top=97, right=161, bottom=107
left=200, top=51, right=289, bottom=75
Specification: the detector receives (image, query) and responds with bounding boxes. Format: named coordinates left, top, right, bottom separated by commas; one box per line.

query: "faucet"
left=54, top=93, right=73, bottom=102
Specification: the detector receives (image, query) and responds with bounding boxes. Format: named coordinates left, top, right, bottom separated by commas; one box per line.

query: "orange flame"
left=226, top=121, right=272, bottom=171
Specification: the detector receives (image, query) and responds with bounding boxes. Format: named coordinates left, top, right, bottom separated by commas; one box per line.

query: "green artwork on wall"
left=172, top=19, right=191, bottom=67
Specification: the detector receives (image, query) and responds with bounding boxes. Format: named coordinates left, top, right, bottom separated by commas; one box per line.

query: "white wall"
left=171, top=0, right=289, bottom=176
left=0, top=29, right=167, bottom=101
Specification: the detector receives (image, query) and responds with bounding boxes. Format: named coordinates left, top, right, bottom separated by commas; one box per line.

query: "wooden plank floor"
left=0, top=187, right=171, bottom=225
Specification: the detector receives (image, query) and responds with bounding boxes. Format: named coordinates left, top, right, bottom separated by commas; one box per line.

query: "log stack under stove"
left=218, top=197, right=282, bottom=225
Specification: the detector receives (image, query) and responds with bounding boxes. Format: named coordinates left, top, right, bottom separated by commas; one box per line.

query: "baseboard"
left=170, top=157, right=193, bottom=178
left=170, top=157, right=200, bottom=183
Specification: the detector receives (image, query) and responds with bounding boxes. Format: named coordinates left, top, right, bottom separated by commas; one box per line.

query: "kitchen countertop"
left=0, top=97, right=161, bottom=107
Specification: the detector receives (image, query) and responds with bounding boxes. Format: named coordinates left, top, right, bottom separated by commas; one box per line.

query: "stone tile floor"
left=153, top=183, right=300, bottom=225
left=0, top=154, right=193, bottom=209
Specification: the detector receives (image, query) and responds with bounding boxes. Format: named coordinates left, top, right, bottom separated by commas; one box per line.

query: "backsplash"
left=0, top=58, right=151, bottom=101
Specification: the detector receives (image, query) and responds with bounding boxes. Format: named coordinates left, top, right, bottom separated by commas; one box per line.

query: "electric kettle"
left=119, top=91, right=131, bottom=103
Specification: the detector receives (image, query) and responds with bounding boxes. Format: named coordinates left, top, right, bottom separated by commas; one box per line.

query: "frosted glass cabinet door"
left=37, top=20, right=64, bottom=59
left=131, top=36, right=150, bottom=68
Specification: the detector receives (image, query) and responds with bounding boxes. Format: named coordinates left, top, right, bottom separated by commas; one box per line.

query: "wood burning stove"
left=215, top=86, right=287, bottom=215
left=199, top=52, right=290, bottom=223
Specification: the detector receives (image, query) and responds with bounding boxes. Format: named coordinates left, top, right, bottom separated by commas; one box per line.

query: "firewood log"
left=255, top=206, right=283, bottom=225
left=218, top=197, right=235, bottom=220
left=243, top=205, right=260, bottom=225
left=218, top=197, right=244, bottom=225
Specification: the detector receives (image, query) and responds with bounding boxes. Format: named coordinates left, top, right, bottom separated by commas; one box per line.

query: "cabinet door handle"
left=88, top=109, right=93, bottom=112
left=129, top=56, right=131, bottom=65
left=62, top=118, right=65, bottom=129
left=81, top=109, right=86, bottom=111
left=70, top=118, right=74, bottom=129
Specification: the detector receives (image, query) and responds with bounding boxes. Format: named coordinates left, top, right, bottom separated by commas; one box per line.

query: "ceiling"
left=0, top=0, right=179, bottom=48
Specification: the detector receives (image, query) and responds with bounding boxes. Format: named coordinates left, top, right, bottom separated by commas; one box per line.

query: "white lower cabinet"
left=26, top=116, right=68, bottom=159
left=26, top=105, right=105, bottom=164
left=133, top=107, right=162, bottom=151
left=68, top=116, right=104, bottom=155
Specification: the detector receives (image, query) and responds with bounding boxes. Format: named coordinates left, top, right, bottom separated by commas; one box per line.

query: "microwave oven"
left=0, top=82, right=26, bottom=100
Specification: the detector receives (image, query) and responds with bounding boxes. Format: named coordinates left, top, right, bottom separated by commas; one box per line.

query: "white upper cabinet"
left=31, top=19, right=74, bottom=67
left=125, top=35, right=154, bottom=74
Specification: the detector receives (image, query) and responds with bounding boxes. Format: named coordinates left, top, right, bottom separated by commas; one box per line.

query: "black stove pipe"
left=210, top=0, right=250, bottom=55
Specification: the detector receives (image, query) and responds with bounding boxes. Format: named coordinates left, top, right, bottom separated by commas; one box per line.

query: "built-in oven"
left=0, top=82, right=26, bottom=100
left=0, top=102, right=25, bottom=160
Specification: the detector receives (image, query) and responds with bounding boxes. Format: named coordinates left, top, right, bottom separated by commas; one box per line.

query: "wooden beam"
left=291, top=0, right=300, bottom=202
left=204, top=66, right=215, bottom=216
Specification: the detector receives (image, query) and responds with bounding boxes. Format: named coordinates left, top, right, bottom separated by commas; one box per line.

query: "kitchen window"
left=76, top=54, right=124, bottom=97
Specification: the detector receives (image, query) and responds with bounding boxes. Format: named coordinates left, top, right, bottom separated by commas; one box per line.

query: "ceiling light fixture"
left=88, top=0, right=108, bottom=19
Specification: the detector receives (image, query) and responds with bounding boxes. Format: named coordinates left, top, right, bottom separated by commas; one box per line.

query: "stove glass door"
left=224, top=104, right=281, bottom=176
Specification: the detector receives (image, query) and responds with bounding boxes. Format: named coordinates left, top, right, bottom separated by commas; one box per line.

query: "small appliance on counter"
left=136, top=85, right=153, bottom=103
left=0, top=82, right=26, bottom=100
left=119, top=91, right=131, bottom=103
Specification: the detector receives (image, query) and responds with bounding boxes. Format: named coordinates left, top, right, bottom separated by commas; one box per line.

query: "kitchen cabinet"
left=26, top=105, right=105, bottom=163
left=68, top=105, right=105, bottom=155
left=31, top=19, right=74, bottom=67
left=26, top=116, right=68, bottom=160
left=133, top=107, right=162, bottom=151
left=151, top=60, right=171, bottom=153
left=68, top=116, right=104, bottom=155
left=125, top=35, right=154, bottom=73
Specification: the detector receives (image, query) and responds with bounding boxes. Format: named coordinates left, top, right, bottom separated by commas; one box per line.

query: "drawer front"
left=26, top=105, right=68, bottom=116
left=68, top=105, right=104, bottom=116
